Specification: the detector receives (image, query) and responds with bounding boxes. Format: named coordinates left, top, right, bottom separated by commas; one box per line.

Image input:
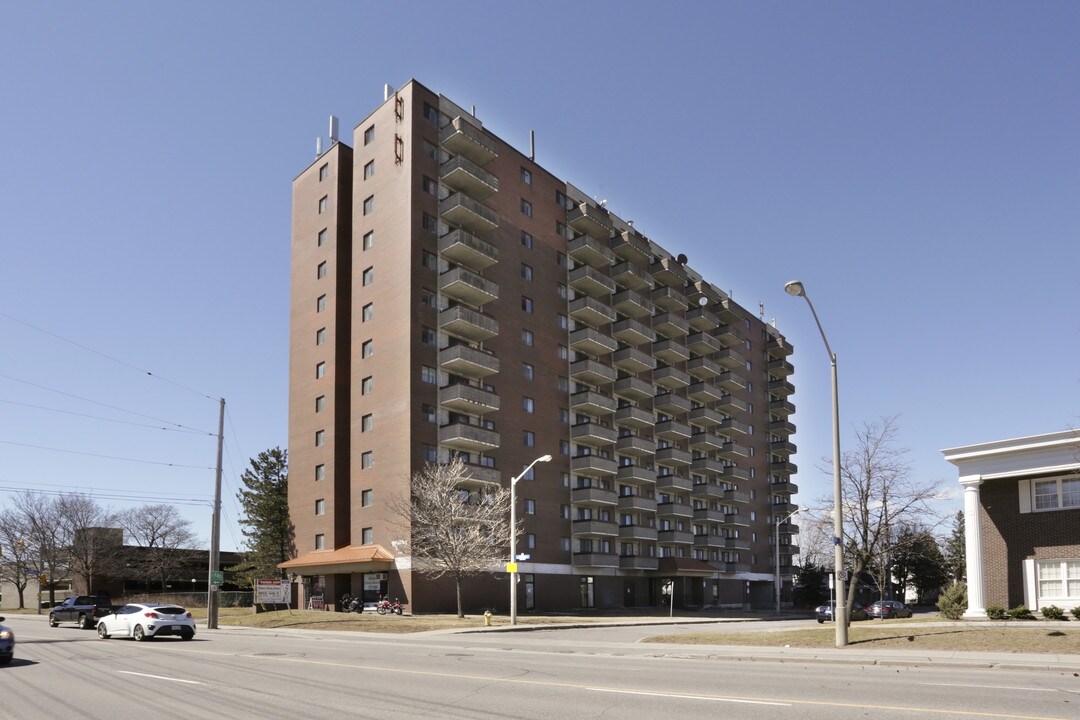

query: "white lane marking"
left=118, top=671, right=203, bottom=685
left=588, top=687, right=790, bottom=706
left=918, top=683, right=1056, bottom=693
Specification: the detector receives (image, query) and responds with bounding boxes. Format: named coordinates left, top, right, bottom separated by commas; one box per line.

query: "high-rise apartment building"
left=282, top=80, right=798, bottom=613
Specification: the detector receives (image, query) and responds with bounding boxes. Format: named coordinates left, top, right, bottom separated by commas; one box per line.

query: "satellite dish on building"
left=676, top=253, right=688, bottom=264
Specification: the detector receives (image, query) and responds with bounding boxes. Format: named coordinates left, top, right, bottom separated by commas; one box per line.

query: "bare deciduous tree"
left=390, top=458, right=511, bottom=618
left=60, top=494, right=119, bottom=595
left=0, top=510, right=35, bottom=608
left=117, top=504, right=199, bottom=591
left=12, top=492, right=66, bottom=605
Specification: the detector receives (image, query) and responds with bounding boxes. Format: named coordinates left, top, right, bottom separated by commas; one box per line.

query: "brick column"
left=960, top=475, right=987, bottom=619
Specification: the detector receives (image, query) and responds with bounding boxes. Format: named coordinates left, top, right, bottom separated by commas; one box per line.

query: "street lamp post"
left=510, top=454, right=552, bottom=626
left=774, top=507, right=802, bottom=612
left=784, top=280, right=847, bottom=648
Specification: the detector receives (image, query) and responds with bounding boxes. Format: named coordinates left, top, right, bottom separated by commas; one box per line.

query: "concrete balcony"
left=691, top=457, right=725, bottom=475
left=619, top=525, right=658, bottom=542
left=686, top=306, right=718, bottom=332
left=571, top=486, right=618, bottom=506
left=570, top=327, right=618, bottom=357
left=715, top=348, right=748, bottom=370
left=693, top=534, right=725, bottom=550
left=617, top=494, right=657, bottom=513
left=613, top=405, right=654, bottom=429
left=724, top=489, right=751, bottom=504
left=687, top=332, right=724, bottom=356
left=570, top=389, right=617, bottom=416
left=569, top=296, right=617, bottom=328
left=650, top=258, right=688, bottom=289
left=612, top=346, right=656, bottom=374
left=719, top=442, right=750, bottom=460
left=767, top=335, right=794, bottom=358
left=688, top=381, right=724, bottom=404
left=718, top=466, right=751, bottom=482
left=778, top=522, right=800, bottom=535
left=573, top=552, right=619, bottom=569
left=656, top=447, right=692, bottom=467
left=439, top=116, right=497, bottom=165
left=567, top=203, right=613, bottom=238
left=569, top=265, right=616, bottom=298
left=767, top=358, right=795, bottom=378
left=693, top=508, right=726, bottom=523
left=769, top=420, right=797, bottom=436
left=655, top=420, right=692, bottom=441
left=651, top=285, right=685, bottom=312
left=438, top=229, right=498, bottom=272
left=770, top=480, right=799, bottom=495
left=716, top=418, right=751, bottom=438
left=439, top=155, right=499, bottom=200
left=571, top=455, right=618, bottom=477
left=571, top=422, right=618, bottom=447
left=688, top=431, right=724, bottom=451
left=568, top=234, right=615, bottom=270
left=438, top=422, right=499, bottom=453
left=458, top=464, right=501, bottom=489
left=717, top=372, right=748, bottom=393
left=652, top=312, right=689, bottom=339
left=611, top=317, right=655, bottom=346
left=686, top=356, right=723, bottom=381
left=769, top=379, right=795, bottom=397
left=653, top=338, right=690, bottom=364
left=689, top=406, right=724, bottom=427
left=657, top=501, right=693, bottom=520
left=720, top=514, right=750, bottom=529
left=771, top=460, right=798, bottom=476
left=716, top=299, right=743, bottom=324
left=612, top=376, right=654, bottom=402
left=721, top=562, right=751, bottom=574
left=612, top=289, right=654, bottom=319
left=654, top=365, right=691, bottom=390
left=778, top=543, right=800, bottom=556
left=611, top=230, right=651, bottom=264
left=724, top=536, right=752, bottom=551
left=718, top=395, right=751, bottom=414
left=610, top=261, right=653, bottom=291
left=657, top=530, right=694, bottom=545
left=769, top=400, right=796, bottom=417
left=715, top=324, right=747, bottom=348
left=439, top=267, right=498, bottom=307
left=439, top=193, right=498, bottom=236
left=653, top=392, right=691, bottom=415
left=772, top=501, right=799, bottom=516
left=439, top=305, right=499, bottom=342
left=439, top=344, right=499, bottom=379
left=619, top=556, right=659, bottom=571
left=616, top=435, right=656, bottom=457
left=440, top=383, right=500, bottom=414
left=656, top=475, right=693, bottom=493
left=570, top=359, right=617, bottom=387
left=690, top=482, right=725, bottom=500
left=770, top=440, right=797, bottom=457
left=616, top=464, right=656, bottom=485
left=571, top=519, right=618, bottom=537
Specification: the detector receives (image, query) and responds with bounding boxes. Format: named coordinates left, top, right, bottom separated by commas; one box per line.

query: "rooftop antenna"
left=384, top=83, right=393, bottom=101
left=316, top=136, right=322, bottom=157
left=530, top=130, right=535, bottom=161
left=759, top=302, right=765, bottom=320
left=472, top=104, right=476, bottom=116
left=598, top=199, right=607, bottom=208
left=329, top=115, right=339, bottom=145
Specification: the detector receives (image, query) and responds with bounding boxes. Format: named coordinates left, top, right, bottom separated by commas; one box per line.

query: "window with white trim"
left=1034, top=476, right=1080, bottom=511
left=1037, top=559, right=1080, bottom=600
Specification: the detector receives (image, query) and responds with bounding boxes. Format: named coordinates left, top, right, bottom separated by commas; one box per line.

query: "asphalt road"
left=3, top=614, right=1078, bottom=720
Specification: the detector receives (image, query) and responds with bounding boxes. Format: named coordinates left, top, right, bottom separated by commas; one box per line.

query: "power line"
left=0, top=482, right=213, bottom=507
left=0, top=439, right=215, bottom=470
left=0, top=398, right=213, bottom=435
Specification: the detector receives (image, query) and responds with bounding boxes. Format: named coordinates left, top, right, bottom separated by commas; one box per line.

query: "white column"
left=960, top=475, right=987, bottom=619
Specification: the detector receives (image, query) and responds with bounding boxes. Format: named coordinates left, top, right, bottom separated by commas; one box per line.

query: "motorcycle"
left=339, top=594, right=363, bottom=613
left=375, top=598, right=403, bottom=615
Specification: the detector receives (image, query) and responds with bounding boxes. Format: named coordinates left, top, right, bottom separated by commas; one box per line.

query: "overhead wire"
left=0, top=398, right=213, bottom=435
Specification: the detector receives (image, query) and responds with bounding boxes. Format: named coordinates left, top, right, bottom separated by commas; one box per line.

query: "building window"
left=361, top=451, right=373, bottom=469
left=1034, top=476, right=1080, bottom=510
left=316, top=327, right=326, bottom=345
left=1036, top=560, right=1080, bottom=599
left=422, top=176, right=437, bottom=195
left=422, top=250, right=438, bottom=271
left=422, top=212, right=438, bottom=232
left=362, top=527, right=373, bottom=545
left=316, top=295, right=326, bottom=312
left=361, top=160, right=374, bottom=180
left=361, top=489, right=373, bottom=507
left=363, top=231, right=373, bottom=250
left=315, top=395, right=326, bottom=413
left=422, top=403, right=437, bottom=423
left=522, top=329, right=534, bottom=347
left=421, top=326, right=437, bottom=346
left=522, top=296, right=533, bottom=314
left=319, top=163, right=328, bottom=181
left=315, top=362, right=326, bottom=379
left=561, top=537, right=571, bottom=552
left=361, top=376, right=373, bottom=394
left=421, top=366, right=437, bottom=384
left=363, top=266, right=374, bottom=285
left=315, top=499, right=325, bottom=515
left=523, top=430, right=535, bottom=447
left=422, top=444, right=437, bottom=462
left=361, top=413, right=373, bottom=432
left=560, top=408, right=569, bottom=424
left=423, top=103, right=439, bottom=124
left=315, top=430, right=325, bottom=447
left=523, top=397, right=535, bottom=413
left=521, top=199, right=532, bottom=217
left=556, top=221, right=568, bottom=239
left=362, top=303, right=373, bottom=322
left=364, top=125, right=375, bottom=145
left=318, top=196, right=328, bottom=213
left=421, top=288, right=436, bottom=308
left=556, top=190, right=569, bottom=208
left=521, top=167, right=532, bottom=185
left=557, top=314, right=567, bottom=330
left=558, top=376, right=568, bottom=391
left=317, top=262, right=327, bottom=280
left=521, top=264, right=533, bottom=281
left=525, top=533, right=536, bottom=549
left=522, top=362, right=534, bottom=380
left=521, top=231, right=533, bottom=249
left=524, top=499, right=536, bottom=515
left=318, top=228, right=327, bottom=246
left=362, top=195, right=374, bottom=215
left=558, top=345, right=568, bottom=360
left=314, top=533, right=325, bottom=550
left=422, top=140, right=436, bottom=159
left=315, top=464, right=325, bottom=481
left=556, top=283, right=567, bottom=299
left=556, top=251, right=567, bottom=268
left=362, top=339, right=374, bottom=358
left=559, top=440, right=570, bottom=455
left=521, top=466, right=536, bottom=481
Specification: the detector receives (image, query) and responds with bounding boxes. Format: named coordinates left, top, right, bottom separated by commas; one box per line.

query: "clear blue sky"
left=2, top=1, right=1077, bottom=551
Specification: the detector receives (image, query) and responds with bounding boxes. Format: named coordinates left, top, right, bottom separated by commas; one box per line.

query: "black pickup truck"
left=48, top=596, right=115, bottom=629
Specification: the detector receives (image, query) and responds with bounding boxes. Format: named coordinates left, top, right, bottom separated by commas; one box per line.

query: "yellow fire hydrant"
left=483, top=610, right=492, bottom=626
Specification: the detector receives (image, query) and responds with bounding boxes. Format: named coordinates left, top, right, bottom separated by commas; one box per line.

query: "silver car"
left=97, top=602, right=196, bottom=641
left=0, top=617, right=14, bottom=664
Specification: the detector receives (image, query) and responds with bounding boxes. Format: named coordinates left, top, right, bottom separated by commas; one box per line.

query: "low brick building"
left=942, top=430, right=1080, bottom=616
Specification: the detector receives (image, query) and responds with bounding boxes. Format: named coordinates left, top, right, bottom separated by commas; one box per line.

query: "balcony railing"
left=570, top=327, right=618, bottom=358
left=610, top=261, right=653, bottom=291
left=652, top=312, right=689, bottom=339
left=567, top=203, right=613, bottom=238
left=438, top=422, right=499, bottom=452
left=611, top=289, right=654, bottom=319
left=611, top=230, right=651, bottom=264
left=654, top=365, right=691, bottom=390
left=439, top=266, right=498, bottom=306
left=611, top=317, right=655, bottom=346
left=651, top=285, right=685, bottom=312
left=653, top=338, right=690, bottom=364
left=612, top=346, right=656, bottom=374
left=568, top=233, right=615, bottom=269
left=612, top=375, right=654, bottom=402
left=569, top=295, right=617, bottom=328
left=440, top=383, right=500, bottom=414
left=613, top=405, right=654, bottom=429
left=438, top=228, right=498, bottom=271
left=439, top=344, right=499, bottom=379
left=439, top=193, right=499, bottom=235
left=615, top=435, right=656, bottom=457
left=439, top=116, right=497, bottom=165
left=439, top=304, right=499, bottom=342
left=568, top=265, right=616, bottom=298
left=439, top=154, right=499, bottom=200
left=570, top=358, right=617, bottom=386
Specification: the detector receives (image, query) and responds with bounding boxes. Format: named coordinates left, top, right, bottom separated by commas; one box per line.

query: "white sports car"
left=97, top=603, right=196, bottom=641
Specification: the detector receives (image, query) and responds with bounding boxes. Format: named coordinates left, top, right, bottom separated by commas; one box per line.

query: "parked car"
left=867, top=600, right=913, bottom=619
left=816, top=601, right=869, bottom=623
left=0, top=617, right=13, bottom=665
left=96, top=603, right=196, bottom=641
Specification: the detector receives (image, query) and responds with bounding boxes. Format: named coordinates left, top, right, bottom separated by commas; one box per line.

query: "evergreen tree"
left=943, top=510, right=966, bottom=582
left=235, top=447, right=293, bottom=579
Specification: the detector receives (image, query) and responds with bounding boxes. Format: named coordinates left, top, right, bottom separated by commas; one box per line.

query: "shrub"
left=1007, top=604, right=1035, bottom=620
left=1072, top=606, right=1080, bottom=621
left=937, top=582, right=967, bottom=620
left=985, top=605, right=1007, bottom=620
left=1041, top=605, right=1065, bottom=621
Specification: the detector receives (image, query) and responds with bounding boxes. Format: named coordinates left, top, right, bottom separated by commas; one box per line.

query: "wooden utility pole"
left=207, top=397, right=224, bottom=629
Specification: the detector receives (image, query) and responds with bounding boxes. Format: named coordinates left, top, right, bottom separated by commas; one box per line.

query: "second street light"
left=510, top=454, right=552, bottom=626
left=784, top=279, right=847, bottom=648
